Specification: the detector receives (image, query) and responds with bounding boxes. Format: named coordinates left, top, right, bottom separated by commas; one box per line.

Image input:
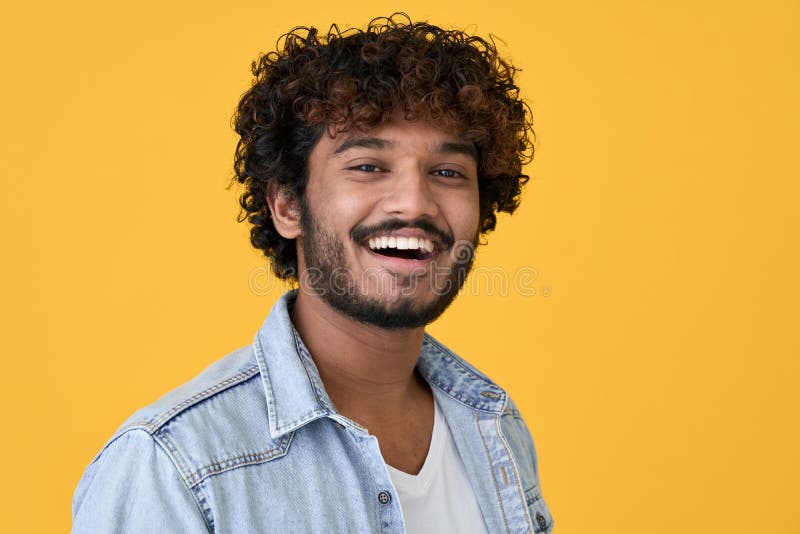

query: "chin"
left=324, top=286, right=458, bottom=330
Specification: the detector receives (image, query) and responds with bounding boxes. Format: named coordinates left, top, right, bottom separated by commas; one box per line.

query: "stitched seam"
left=190, top=432, right=294, bottom=487
left=254, top=335, right=281, bottom=436
left=424, top=338, right=486, bottom=382
left=151, top=431, right=214, bottom=532
left=155, top=431, right=195, bottom=489
left=524, top=486, right=541, bottom=505
left=191, top=480, right=216, bottom=532
left=476, top=413, right=511, bottom=534
left=275, top=409, right=327, bottom=434
left=524, top=486, right=551, bottom=533
left=254, top=335, right=280, bottom=435
left=422, top=340, right=504, bottom=413
left=424, top=336, right=496, bottom=384
left=430, top=383, right=493, bottom=413
left=150, top=366, right=260, bottom=430
left=117, top=366, right=261, bottom=435
left=116, top=419, right=152, bottom=431
left=496, top=415, right=534, bottom=533
left=291, top=329, right=333, bottom=412
left=424, top=358, right=500, bottom=413
left=256, top=332, right=329, bottom=434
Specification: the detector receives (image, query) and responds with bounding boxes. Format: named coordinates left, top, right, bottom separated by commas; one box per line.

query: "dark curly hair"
left=232, top=13, right=534, bottom=280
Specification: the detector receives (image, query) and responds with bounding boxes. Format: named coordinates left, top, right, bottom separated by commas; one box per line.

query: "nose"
left=380, top=167, right=440, bottom=220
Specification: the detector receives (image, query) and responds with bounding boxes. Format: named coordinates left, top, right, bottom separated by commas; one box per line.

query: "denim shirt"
left=72, top=291, right=554, bottom=533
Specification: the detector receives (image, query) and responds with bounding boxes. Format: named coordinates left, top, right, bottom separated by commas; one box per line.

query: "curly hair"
left=232, top=13, right=534, bottom=280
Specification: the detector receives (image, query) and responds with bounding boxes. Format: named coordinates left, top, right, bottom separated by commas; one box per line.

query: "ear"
left=266, top=180, right=302, bottom=239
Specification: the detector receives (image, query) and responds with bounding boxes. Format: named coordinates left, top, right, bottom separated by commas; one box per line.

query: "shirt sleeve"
left=72, top=428, right=211, bottom=534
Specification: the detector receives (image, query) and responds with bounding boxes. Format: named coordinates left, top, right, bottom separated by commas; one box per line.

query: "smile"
left=367, top=235, right=436, bottom=261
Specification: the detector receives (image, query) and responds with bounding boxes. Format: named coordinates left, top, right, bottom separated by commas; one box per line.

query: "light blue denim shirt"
left=72, top=290, right=554, bottom=533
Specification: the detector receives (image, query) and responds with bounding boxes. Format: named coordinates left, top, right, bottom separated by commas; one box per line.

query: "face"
left=297, top=116, right=480, bottom=329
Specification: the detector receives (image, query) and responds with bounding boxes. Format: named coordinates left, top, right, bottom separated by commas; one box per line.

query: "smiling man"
left=72, top=14, right=553, bottom=534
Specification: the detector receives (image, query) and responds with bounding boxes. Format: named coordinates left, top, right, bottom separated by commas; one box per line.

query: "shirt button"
left=535, top=511, right=547, bottom=529
left=377, top=491, right=391, bottom=505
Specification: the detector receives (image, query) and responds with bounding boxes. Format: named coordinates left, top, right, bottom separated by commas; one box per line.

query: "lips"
left=352, top=221, right=451, bottom=272
left=368, top=235, right=435, bottom=257
left=360, top=239, right=439, bottom=271
left=368, top=246, right=434, bottom=261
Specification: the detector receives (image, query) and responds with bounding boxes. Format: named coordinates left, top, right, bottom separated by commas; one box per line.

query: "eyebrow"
left=334, top=136, right=478, bottom=161
left=334, top=137, right=394, bottom=154
left=439, top=141, right=478, bottom=161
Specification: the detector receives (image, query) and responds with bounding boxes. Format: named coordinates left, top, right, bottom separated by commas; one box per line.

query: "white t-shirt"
left=384, top=398, right=489, bottom=534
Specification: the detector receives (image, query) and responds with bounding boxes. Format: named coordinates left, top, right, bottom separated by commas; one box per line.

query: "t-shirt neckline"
left=385, top=396, right=446, bottom=495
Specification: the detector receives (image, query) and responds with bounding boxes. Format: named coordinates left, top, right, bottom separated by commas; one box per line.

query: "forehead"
left=315, top=118, right=478, bottom=161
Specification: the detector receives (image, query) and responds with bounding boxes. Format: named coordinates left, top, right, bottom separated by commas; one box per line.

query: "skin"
left=267, top=115, right=480, bottom=474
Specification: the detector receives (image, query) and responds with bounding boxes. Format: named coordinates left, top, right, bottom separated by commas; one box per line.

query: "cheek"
left=309, top=183, right=376, bottom=236
left=444, top=187, right=480, bottom=237
left=337, top=191, right=372, bottom=217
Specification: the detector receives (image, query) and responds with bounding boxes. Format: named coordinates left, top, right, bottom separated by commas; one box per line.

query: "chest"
left=192, top=410, right=548, bottom=533
left=372, top=424, right=433, bottom=475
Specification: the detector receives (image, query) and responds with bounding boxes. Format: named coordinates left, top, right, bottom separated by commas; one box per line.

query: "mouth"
left=363, top=235, right=439, bottom=264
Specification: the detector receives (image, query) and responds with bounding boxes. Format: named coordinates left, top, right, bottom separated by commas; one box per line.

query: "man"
left=72, top=14, right=554, bottom=533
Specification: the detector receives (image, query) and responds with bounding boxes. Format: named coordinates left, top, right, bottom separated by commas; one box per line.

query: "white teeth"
left=367, top=235, right=437, bottom=253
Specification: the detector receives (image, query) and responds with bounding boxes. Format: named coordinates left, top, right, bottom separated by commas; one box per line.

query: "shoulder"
left=89, top=344, right=288, bottom=489
left=420, top=333, right=507, bottom=408
left=113, top=345, right=261, bottom=436
left=421, top=333, right=497, bottom=383
left=74, top=346, right=267, bottom=531
left=73, top=427, right=213, bottom=532
left=422, top=333, right=540, bottom=468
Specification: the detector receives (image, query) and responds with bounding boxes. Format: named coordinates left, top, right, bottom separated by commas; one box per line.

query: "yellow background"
left=2, top=1, right=798, bottom=532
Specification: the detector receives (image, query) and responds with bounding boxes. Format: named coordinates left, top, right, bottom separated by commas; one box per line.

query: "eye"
left=432, top=168, right=465, bottom=179
left=349, top=163, right=384, bottom=173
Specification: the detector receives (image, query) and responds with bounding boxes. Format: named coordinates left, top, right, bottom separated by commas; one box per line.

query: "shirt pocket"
left=524, top=483, right=554, bottom=533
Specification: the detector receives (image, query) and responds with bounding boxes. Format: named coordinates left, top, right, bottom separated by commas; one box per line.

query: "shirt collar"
left=253, top=290, right=507, bottom=440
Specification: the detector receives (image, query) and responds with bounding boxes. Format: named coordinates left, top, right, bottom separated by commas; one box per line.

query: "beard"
left=298, top=204, right=477, bottom=330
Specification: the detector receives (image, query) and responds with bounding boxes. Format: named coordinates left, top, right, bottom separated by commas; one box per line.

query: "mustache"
left=351, top=218, right=455, bottom=249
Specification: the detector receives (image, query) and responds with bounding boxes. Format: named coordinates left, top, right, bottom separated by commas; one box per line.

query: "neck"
left=289, top=289, right=428, bottom=426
